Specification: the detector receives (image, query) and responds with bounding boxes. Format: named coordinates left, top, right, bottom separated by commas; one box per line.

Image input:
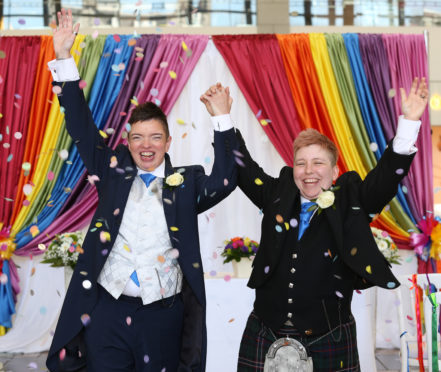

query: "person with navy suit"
left=203, top=78, right=428, bottom=371
left=46, top=9, right=237, bottom=372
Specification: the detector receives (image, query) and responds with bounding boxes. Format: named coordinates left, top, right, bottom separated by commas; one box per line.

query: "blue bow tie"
left=298, top=201, right=316, bottom=240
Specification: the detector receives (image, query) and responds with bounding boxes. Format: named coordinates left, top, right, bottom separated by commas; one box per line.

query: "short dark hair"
left=128, top=102, right=169, bottom=138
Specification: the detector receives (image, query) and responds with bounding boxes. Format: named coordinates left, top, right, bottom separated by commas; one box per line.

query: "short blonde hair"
left=293, top=129, right=339, bottom=166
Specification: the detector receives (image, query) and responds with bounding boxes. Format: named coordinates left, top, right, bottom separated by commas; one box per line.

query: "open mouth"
left=140, top=151, right=154, bottom=160
left=303, top=178, right=319, bottom=185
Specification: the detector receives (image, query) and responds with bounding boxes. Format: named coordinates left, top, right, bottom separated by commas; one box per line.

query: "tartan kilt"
left=237, top=312, right=360, bottom=372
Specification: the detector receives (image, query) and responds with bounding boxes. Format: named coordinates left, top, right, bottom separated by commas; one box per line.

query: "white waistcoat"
left=98, top=176, right=183, bottom=305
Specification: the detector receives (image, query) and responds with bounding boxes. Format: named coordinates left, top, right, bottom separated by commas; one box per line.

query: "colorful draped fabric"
left=0, top=32, right=433, bottom=331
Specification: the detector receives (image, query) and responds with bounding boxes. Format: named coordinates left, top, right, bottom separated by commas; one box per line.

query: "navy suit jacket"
left=47, top=80, right=238, bottom=372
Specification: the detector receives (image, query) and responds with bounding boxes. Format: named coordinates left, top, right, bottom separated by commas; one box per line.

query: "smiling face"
left=127, top=119, right=172, bottom=171
left=293, top=144, right=339, bottom=200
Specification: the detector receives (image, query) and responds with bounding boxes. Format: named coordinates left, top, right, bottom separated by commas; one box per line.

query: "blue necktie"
left=298, top=201, right=316, bottom=240
left=139, top=173, right=156, bottom=188
left=130, top=173, right=157, bottom=287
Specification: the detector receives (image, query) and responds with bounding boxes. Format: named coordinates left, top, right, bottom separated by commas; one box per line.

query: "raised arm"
left=358, top=77, right=428, bottom=213
left=51, top=9, right=113, bottom=180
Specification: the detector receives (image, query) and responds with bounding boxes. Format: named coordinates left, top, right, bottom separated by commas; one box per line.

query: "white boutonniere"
left=164, top=172, right=184, bottom=189
left=309, top=185, right=340, bottom=214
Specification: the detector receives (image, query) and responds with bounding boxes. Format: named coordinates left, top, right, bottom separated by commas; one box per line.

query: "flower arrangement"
left=41, top=231, right=85, bottom=270
left=371, top=227, right=401, bottom=265
left=410, top=215, right=441, bottom=262
left=221, top=237, right=259, bottom=264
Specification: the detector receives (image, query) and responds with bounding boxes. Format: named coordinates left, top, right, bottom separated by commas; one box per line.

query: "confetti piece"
left=181, top=41, right=188, bottom=51
left=125, top=123, right=131, bottom=132
left=228, top=318, right=235, bottom=323
left=395, top=168, right=404, bottom=175
left=23, top=200, right=30, bottom=206
left=260, top=119, right=268, bottom=126
left=224, top=274, right=231, bottom=281
left=387, top=282, right=396, bottom=289
left=128, top=39, right=137, bottom=47
left=170, top=226, right=179, bottom=231
left=18, top=18, right=26, bottom=25
left=365, top=265, right=372, bottom=274
left=95, top=222, right=103, bottom=228
left=59, top=149, right=69, bottom=160
left=388, top=89, right=396, bottom=98
left=87, top=174, right=100, bottom=185
left=78, top=80, right=87, bottom=89
left=350, top=247, right=357, bottom=256
left=157, top=255, right=166, bottom=263
left=0, top=273, right=8, bottom=284
left=150, top=88, right=159, bottom=96
left=92, top=30, right=99, bottom=39
left=123, top=244, right=131, bottom=252
left=254, top=178, right=263, bottom=186
left=59, top=348, right=66, bottom=361
left=160, top=61, right=168, bottom=68
left=6, top=154, right=13, bottom=162
left=30, top=225, right=39, bottom=237
left=402, top=186, right=408, bottom=194
left=275, top=214, right=284, bottom=223
left=40, top=306, right=47, bottom=315
left=369, top=142, right=378, bottom=152
left=30, top=267, right=36, bottom=276
left=113, top=34, right=121, bottom=42
left=81, top=313, right=91, bottom=326
left=290, top=218, right=298, bottom=228
left=284, top=222, right=289, bottom=230
left=406, top=315, right=413, bottom=321
left=38, top=243, right=46, bottom=251
left=275, top=225, right=282, bottom=233
left=223, top=178, right=229, bottom=186
left=14, top=131, right=22, bottom=139
left=126, top=316, right=132, bottom=326
left=100, top=231, right=111, bottom=243
left=209, top=270, right=217, bottom=276
left=170, top=248, right=179, bottom=259
left=155, top=98, right=161, bottom=106
left=144, top=355, right=150, bottom=364
left=177, top=118, right=186, bottom=125
left=82, top=280, right=92, bottom=289
left=27, top=362, right=37, bottom=369
left=182, top=133, right=187, bottom=139
left=110, top=156, right=118, bottom=168
left=3, top=143, right=10, bottom=149
left=335, top=291, right=343, bottom=298
left=193, top=262, right=200, bottom=268
left=47, top=171, right=55, bottom=181
left=264, top=266, right=270, bottom=274
left=169, top=70, right=177, bottom=79
left=0, top=51, right=6, bottom=59
left=118, top=62, right=126, bottom=71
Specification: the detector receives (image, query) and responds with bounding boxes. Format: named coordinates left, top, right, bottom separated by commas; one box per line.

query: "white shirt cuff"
left=48, top=57, right=80, bottom=82
left=392, top=115, right=421, bottom=155
left=210, top=114, right=234, bottom=132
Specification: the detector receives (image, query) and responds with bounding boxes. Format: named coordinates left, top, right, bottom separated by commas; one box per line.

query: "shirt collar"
left=137, top=159, right=165, bottom=178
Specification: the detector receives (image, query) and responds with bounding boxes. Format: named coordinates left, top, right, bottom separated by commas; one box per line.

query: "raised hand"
left=400, top=77, right=429, bottom=121
left=200, top=83, right=233, bottom=117
left=53, top=8, right=80, bottom=60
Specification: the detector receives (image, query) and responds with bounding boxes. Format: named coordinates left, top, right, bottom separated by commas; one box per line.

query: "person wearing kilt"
left=203, top=78, right=428, bottom=371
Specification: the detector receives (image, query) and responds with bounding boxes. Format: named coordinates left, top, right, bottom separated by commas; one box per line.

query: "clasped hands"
left=200, top=82, right=233, bottom=117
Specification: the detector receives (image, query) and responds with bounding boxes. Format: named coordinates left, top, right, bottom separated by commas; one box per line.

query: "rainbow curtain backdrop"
left=0, top=32, right=433, bottom=331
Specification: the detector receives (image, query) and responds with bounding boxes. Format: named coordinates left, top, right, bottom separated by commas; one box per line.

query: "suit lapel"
left=162, top=154, right=178, bottom=237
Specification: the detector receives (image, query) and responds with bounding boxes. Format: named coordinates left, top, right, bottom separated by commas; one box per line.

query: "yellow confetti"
left=365, top=265, right=372, bottom=274
left=177, top=119, right=186, bottom=125
left=181, top=41, right=188, bottom=51
left=95, top=222, right=102, bottom=228
left=130, top=98, right=139, bottom=106
left=192, top=262, right=200, bottom=268
left=170, top=226, right=179, bottom=231
left=0, top=113, right=3, bottom=118
left=260, top=119, right=268, bottom=126
left=284, top=222, right=289, bottom=230
left=254, top=178, right=263, bottom=186
left=99, top=130, right=108, bottom=138
left=123, top=244, right=131, bottom=252
left=169, top=70, right=177, bottom=79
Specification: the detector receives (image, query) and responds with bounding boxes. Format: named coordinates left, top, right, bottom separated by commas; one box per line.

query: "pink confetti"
left=212, top=252, right=218, bottom=259
left=47, top=171, right=55, bottom=181
left=92, top=30, right=99, bottom=39
left=79, top=80, right=87, bottom=90
left=87, top=174, right=100, bottom=185
left=224, top=274, right=231, bottom=282
left=80, top=314, right=91, bottom=326
left=113, top=34, right=121, bottom=43
left=395, top=168, right=404, bottom=175
left=223, top=178, right=229, bottom=186
left=23, top=199, right=30, bottom=206
left=126, top=316, right=132, bottom=326
left=113, top=208, right=120, bottom=216
left=59, top=348, right=66, bottom=361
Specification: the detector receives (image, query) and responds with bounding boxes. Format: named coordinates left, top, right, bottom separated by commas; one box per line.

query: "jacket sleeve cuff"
left=47, top=57, right=80, bottom=82
left=392, top=115, right=421, bottom=155
left=210, top=114, right=234, bottom=132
